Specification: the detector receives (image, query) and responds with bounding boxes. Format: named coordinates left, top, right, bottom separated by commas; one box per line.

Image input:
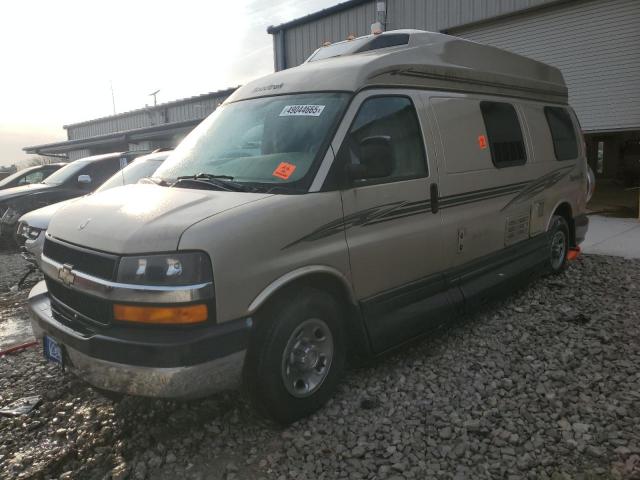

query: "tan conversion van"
left=29, top=30, right=590, bottom=423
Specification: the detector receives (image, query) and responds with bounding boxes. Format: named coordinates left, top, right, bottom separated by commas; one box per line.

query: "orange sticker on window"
left=272, top=162, right=297, bottom=180
left=478, top=135, right=488, bottom=149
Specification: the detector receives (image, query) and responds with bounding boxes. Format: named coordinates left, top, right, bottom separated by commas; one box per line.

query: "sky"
left=0, top=0, right=339, bottom=168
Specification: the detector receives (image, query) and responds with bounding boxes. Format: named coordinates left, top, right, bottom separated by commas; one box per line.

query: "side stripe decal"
left=283, top=166, right=575, bottom=249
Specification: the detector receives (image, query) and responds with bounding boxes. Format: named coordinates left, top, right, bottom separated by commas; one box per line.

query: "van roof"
left=228, top=30, right=567, bottom=105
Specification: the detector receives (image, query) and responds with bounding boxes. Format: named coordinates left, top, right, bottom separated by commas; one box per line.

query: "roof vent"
left=355, top=33, right=409, bottom=53
left=306, top=32, right=409, bottom=63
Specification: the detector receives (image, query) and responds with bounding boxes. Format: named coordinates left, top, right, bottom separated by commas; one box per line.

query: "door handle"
left=430, top=183, right=439, bottom=214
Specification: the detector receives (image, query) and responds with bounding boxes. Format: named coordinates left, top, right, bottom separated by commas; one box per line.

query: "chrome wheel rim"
left=281, top=318, right=333, bottom=398
left=550, top=230, right=567, bottom=270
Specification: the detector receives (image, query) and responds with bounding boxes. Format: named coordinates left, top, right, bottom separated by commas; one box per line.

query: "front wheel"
left=243, top=287, right=346, bottom=424
left=548, top=215, right=570, bottom=274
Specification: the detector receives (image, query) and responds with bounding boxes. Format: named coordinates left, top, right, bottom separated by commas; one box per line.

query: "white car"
left=17, top=151, right=169, bottom=267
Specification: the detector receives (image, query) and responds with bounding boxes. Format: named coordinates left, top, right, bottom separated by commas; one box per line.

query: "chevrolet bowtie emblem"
left=58, top=264, right=76, bottom=287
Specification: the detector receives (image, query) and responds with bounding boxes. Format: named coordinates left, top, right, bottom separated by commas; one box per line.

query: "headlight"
left=17, top=222, right=42, bottom=240
left=16, top=222, right=28, bottom=237
left=27, top=227, right=43, bottom=240
left=116, top=252, right=213, bottom=286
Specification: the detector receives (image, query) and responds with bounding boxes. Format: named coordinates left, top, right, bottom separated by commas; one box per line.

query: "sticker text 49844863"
left=279, top=105, right=325, bottom=117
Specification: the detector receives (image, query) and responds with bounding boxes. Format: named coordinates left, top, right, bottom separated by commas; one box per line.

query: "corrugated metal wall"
left=387, top=0, right=553, bottom=33
left=67, top=93, right=232, bottom=140
left=452, top=0, right=640, bottom=132
left=276, top=0, right=556, bottom=68
left=283, top=2, right=377, bottom=68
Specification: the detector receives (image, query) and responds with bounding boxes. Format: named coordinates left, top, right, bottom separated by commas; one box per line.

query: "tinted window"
left=342, top=96, right=427, bottom=183
left=21, top=170, right=45, bottom=184
left=81, top=158, right=123, bottom=187
left=544, top=107, right=578, bottom=161
left=480, top=101, right=526, bottom=168
left=43, top=161, right=87, bottom=185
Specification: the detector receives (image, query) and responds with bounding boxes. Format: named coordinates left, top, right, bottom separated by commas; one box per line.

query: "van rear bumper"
left=574, top=214, right=589, bottom=245
left=28, top=280, right=249, bottom=399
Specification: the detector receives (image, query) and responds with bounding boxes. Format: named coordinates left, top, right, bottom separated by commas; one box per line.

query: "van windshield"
left=154, top=93, right=350, bottom=189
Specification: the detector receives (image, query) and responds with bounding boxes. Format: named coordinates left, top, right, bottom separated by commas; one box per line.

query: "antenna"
left=149, top=89, right=160, bottom=107
left=110, top=80, right=116, bottom=114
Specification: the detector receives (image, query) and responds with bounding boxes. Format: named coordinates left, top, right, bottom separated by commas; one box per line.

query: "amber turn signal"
left=113, top=304, right=208, bottom=324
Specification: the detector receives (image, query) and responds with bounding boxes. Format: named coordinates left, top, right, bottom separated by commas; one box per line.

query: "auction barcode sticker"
left=279, top=105, right=325, bottom=117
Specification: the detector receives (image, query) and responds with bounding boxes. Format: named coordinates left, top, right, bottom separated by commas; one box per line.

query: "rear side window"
left=544, top=107, right=578, bottom=160
left=480, top=101, right=527, bottom=168
left=342, top=96, right=427, bottom=183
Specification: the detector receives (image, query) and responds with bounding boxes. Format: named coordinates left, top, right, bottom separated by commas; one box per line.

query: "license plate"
left=43, top=336, right=63, bottom=365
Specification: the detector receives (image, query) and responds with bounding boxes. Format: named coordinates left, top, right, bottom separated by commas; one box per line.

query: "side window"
left=81, top=158, right=122, bottom=186
left=480, top=101, right=527, bottom=168
left=544, top=107, right=578, bottom=161
left=23, top=171, right=45, bottom=184
left=342, top=96, right=427, bottom=183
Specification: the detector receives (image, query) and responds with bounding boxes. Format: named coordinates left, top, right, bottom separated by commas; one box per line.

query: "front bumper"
left=28, top=281, right=250, bottom=399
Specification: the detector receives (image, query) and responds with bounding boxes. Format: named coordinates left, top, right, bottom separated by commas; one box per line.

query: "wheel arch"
left=547, top=200, right=576, bottom=246
left=248, top=266, right=357, bottom=314
left=247, top=266, right=372, bottom=360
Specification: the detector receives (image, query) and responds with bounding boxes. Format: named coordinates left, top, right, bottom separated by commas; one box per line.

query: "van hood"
left=47, top=184, right=272, bottom=253
left=0, top=183, right=51, bottom=203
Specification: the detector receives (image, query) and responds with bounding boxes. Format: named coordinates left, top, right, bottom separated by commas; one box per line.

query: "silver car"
left=28, top=31, right=589, bottom=423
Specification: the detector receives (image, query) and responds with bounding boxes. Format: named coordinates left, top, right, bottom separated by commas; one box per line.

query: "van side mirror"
left=78, top=174, right=92, bottom=186
left=346, top=136, right=393, bottom=181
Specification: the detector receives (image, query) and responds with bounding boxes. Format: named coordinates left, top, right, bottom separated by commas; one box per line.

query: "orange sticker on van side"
left=272, top=162, right=297, bottom=180
left=478, top=135, right=488, bottom=149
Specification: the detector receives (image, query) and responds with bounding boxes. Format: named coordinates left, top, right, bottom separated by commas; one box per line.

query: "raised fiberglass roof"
left=228, top=30, right=568, bottom=105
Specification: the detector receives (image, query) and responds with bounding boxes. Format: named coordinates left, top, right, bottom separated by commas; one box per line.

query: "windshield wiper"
left=140, top=177, right=170, bottom=186
left=173, top=173, right=247, bottom=192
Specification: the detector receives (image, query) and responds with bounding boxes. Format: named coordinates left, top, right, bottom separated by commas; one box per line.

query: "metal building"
left=268, top=0, right=640, bottom=214
left=24, top=88, right=236, bottom=161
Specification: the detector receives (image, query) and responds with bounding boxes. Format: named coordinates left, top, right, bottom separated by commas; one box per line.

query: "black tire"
left=548, top=215, right=570, bottom=274
left=243, top=287, right=346, bottom=424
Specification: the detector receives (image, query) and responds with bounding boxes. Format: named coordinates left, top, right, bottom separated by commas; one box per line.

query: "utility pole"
left=110, top=80, right=116, bottom=114
left=149, top=90, right=160, bottom=107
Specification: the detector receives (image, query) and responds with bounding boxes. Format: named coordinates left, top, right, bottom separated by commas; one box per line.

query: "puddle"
left=0, top=312, right=35, bottom=351
left=0, top=288, right=35, bottom=351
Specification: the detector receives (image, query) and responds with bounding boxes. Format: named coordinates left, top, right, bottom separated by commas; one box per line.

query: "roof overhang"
left=24, top=119, right=202, bottom=155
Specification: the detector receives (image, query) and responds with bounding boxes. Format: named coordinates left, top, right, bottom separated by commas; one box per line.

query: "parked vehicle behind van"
left=29, top=30, right=589, bottom=423
left=17, top=151, right=170, bottom=267
left=0, top=151, right=145, bottom=240
left=0, top=163, right=66, bottom=191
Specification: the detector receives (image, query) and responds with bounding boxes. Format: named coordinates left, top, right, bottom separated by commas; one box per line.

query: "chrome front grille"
left=43, top=237, right=119, bottom=280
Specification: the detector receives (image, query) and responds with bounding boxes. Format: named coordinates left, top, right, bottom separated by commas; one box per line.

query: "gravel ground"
left=1, top=254, right=639, bottom=480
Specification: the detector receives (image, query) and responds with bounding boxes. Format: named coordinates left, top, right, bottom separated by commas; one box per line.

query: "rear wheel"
left=243, top=287, right=346, bottom=424
left=548, top=215, right=570, bottom=274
